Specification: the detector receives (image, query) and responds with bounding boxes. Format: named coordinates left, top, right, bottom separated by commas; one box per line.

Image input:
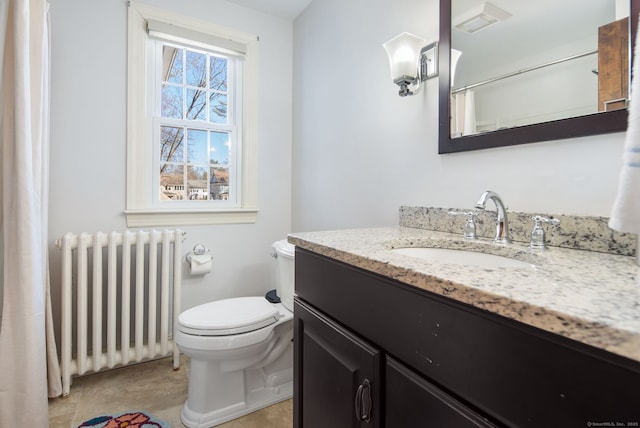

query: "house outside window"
left=126, top=3, right=258, bottom=226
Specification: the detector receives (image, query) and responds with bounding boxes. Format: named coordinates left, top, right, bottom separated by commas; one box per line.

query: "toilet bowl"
left=175, top=239, right=295, bottom=428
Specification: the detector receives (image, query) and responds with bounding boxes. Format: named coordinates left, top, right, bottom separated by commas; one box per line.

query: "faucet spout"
left=475, top=190, right=512, bottom=243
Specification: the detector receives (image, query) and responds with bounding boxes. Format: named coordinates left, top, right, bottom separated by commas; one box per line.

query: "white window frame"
left=126, top=2, right=258, bottom=226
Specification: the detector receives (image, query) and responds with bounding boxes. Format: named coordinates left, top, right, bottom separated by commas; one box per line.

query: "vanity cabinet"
left=293, top=248, right=640, bottom=428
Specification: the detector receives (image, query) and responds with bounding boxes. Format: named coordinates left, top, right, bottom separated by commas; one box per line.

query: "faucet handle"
left=530, top=216, right=560, bottom=250
left=448, top=211, right=478, bottom=240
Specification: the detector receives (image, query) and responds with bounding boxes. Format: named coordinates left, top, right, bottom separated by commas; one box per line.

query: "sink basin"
left=391, top=247, right=535, bottom=269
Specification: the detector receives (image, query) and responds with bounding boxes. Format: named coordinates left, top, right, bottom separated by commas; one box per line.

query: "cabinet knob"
left=354, top=378, right=372, bottom=423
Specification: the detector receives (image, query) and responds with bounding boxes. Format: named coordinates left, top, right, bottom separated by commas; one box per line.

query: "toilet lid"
left=178, top=297, right=280, bottom=336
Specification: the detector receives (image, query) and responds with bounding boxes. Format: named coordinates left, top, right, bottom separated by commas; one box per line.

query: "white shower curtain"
left=450, top=90, right=477, bottom=137
left=0, top=0, right=62, bottom=425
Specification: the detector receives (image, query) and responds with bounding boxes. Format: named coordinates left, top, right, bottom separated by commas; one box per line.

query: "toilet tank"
left=272, top=239, right=295, bottom=311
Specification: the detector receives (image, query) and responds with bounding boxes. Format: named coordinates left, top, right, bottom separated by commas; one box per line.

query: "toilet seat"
left=178, top=297, right=280, bottom=336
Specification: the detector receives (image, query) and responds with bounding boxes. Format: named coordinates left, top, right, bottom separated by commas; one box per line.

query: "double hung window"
left=126, top=3, right=258, bottom=226
left=155, top=41, right=239, bottom=204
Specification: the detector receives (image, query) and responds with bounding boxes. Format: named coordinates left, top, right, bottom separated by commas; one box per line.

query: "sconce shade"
left=383, top=32, right=426, bottom=84
left=451, top=49, right=462, bottom=87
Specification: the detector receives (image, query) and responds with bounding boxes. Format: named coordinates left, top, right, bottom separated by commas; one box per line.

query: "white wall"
left=48, top=0, right=294, bottom=330
left=291, top=0, right=626, bottom=232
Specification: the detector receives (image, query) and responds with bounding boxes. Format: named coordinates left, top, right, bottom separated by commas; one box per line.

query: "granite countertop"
left=288, top=227, right=640, bottom=363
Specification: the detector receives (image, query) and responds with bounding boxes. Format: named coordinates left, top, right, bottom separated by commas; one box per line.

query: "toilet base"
left=176, top=303, right=294, bottom=428
left=180, top=367, right=293, bottom=428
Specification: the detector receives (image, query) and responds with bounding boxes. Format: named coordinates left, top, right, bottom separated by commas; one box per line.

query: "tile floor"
left=48, top=356, right=293, bottom=428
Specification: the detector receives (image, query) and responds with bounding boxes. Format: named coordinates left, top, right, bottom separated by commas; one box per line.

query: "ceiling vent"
left=454, top=2, right=512, bottom=34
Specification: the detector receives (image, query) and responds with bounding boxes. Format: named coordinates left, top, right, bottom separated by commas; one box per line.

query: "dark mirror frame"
left=438, top=0, right=639, bottom=154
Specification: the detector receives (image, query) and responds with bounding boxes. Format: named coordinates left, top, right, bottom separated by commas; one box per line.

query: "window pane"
left=160, top=126, right=184, bottom=162
left=187, top=166, right=208, bottom=200
left=163, top=46, right=183, bottom=84
left=161, top=85, right=183, bottom=118
left=186, top=89, right=206, bottom=121
left=210, top=131, right=230, bottom=165
left=210, top=167, right=229, bottom=200
left=209, top=93, right=227, bottom=123
left=187, top=129, right=208, bottom=165
left=160, top=164, right=184, bottom=200
left=210, top=57, right=227, bottom=92
left=150, top=38, right=242, bottom=208
left=186, top=50, right=206, bottom=88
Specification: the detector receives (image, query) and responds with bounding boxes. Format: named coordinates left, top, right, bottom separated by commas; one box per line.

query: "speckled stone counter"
left=400, top=206, right=637, bottom=256
left=288, top=227, right=640, bottom=363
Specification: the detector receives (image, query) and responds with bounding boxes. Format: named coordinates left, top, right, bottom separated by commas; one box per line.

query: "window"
left=126, top=3, right=258, bottom=226
left=155, top=44, right=238, bottom=204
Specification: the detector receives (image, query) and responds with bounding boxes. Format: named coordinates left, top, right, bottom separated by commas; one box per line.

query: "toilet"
left=175, top=239, right=295, bottom=428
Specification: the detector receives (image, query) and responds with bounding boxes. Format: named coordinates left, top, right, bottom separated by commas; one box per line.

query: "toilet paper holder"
left=186, top=244, right=213, bottom=275
left=186, top=244, right=212, bottom=264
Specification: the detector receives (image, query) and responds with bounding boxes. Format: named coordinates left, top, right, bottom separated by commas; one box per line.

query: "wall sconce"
left=383, top=32, right=438, bottom=97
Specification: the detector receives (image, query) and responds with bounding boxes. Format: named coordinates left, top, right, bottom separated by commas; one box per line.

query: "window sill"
left=124, top=208, right=259, bottom=227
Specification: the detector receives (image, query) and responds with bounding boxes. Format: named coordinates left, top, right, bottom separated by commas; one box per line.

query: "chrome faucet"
left=475, top=190, right=512, bottom=243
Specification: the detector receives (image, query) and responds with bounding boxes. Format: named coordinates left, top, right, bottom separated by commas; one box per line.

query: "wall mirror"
left=438, top=0, right=639, bottom=154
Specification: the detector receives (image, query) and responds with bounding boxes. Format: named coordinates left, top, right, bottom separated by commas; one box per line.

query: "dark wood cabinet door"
left=294, top=298, right=381, bottom=428
left=386, top=357, right=500, bottom=428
